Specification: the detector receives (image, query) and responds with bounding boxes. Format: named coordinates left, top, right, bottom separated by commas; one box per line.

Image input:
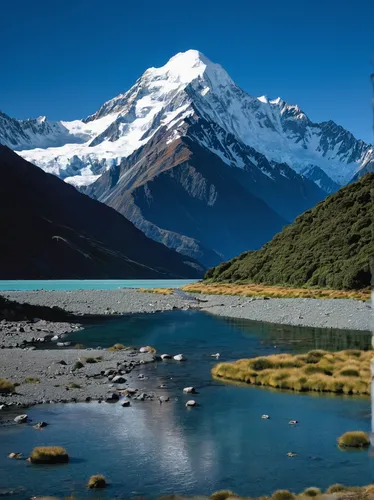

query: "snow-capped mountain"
left=2, top=49, right=373, bottom=188
left=2, top=50, right=372, bottom=265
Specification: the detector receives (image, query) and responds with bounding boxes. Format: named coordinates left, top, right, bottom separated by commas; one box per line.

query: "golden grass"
left=300, top=488, right=321, bottom=497
left=212, top=350, right=372, bottom=395
left=338, top=431, right=370, bottom=448
left=0, top=378, right=15, bottom=394
left=206, top=484, right=374, bottom=500
left=87, top=474, right=107, bottom=489
left=272, top=491, right=295, bottom=500
left=210, top=491, right=236, bottom=500
left=138, top=288, right=174, bottom=295
left=107, top=343, right=126, bottom=351
left=181, top=282, right=370, bottom=300
left=29, top=446, right=69, bottom=464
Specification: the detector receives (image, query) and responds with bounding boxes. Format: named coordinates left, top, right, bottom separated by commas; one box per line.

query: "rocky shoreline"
left=0, top=288, right=371, bottom=420
left=0, top=348, right=155, bottom=417
left=3, top=289, right=371, bottom=332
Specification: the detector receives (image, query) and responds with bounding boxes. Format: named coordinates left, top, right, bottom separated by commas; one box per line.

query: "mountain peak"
left=145, top=49, right=233, bottom=89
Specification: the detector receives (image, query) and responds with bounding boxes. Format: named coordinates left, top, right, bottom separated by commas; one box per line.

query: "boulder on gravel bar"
left=105, top=393, right=120, bottom=403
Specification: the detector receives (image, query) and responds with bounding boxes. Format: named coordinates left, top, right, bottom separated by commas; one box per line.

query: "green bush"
left=204, top=174, right=374, bottom=290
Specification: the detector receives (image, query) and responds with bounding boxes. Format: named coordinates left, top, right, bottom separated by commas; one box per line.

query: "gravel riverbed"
left=0, top=289, right=371, bottom=416
left=0, top=348, right=155, bottom=413
left=3, top=289, right=372, bottom=332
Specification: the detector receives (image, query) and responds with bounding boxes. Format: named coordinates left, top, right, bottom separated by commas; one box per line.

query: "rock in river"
left=33, top=421, right=48, bottom=430
left=185, top=400, right=197, bottom=407
left=14, top=414, right=28, bottom=424
left=161, top=354, right=172, bottom=360
left=173, top=354, right=186, bottom=361
left=183, top=387, right=196, bottom=394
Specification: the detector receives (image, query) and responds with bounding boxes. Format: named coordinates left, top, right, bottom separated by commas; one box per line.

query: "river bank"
left=3, top=289, right=370, bottom=332
left=0, top=348, right=155, bottom=411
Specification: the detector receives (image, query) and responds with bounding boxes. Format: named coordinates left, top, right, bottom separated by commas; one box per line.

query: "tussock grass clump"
left=182, top=283, right=370, bottom=300
left=24, top=377, right=40, bottom=384
left=325, top=484, right=348, bottom=493
left=338, top=431, right=370, bottom=448
left=84, top=357, right=98, bottom=363
left=108, top=343, right=126, bottom=352
left=212, top=350, right=371, bottom=395
left=87, top=474, right=107, bottom=489
left=138, top=288, right=174, bottom=295
left=210, top=491, right=237, bottom=500
left=301, top=487, right=321, bottom=497
left=0, top=378, right=15, bottom=394
left=29, top=446, right=69, bottom=464
left=67, top=383, right=81, bottom=389
left=272, top=490, right=295, bottom=500
left=72, top=361, right=84, bottom=370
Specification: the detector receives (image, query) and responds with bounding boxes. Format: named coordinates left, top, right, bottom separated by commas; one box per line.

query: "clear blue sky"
left=1, top=0, right=373, bottom=143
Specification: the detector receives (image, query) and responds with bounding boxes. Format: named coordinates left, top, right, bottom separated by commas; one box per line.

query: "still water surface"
left=0, top=279, right=196, bottom=291
left=0, top=311, right=372, bottom=498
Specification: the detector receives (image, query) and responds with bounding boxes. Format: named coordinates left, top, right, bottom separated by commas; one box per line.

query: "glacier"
left=0, top=49, right=373, bottom=187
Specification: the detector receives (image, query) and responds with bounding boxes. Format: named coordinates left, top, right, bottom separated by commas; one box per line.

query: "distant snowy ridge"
left=1, top=49, right=373, bottom=188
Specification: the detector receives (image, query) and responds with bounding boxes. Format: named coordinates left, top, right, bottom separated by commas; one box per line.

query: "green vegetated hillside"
left=205, top=173, right=373, bottom=290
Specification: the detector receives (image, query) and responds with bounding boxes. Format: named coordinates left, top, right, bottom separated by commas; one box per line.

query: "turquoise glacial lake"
left=0, top=311, right=373, bottom=499
left=0, top=279, right=197, bottom=291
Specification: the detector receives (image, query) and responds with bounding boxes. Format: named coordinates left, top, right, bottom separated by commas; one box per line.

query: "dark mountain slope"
left=87, top=130, right=290, bottom=266
left=205, top=174, right=374, bottom=289
left=0, top=147, right=202, bottom=279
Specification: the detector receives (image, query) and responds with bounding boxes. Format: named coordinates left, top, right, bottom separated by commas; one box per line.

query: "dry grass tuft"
left=108, top=343, right=126, bottom=352
left=29, top=446, right=69, bottom=464
left=272, top=491, right=295, bottom=500
left=212, top=350, right=372, bottom=395
left=211, top=491, right=237, bottom=500
left=0, top=378, right=15, bottom=394
left=300, top=487, right=321, bottom=497
left=182, top=282, right=370, bottom=300
left=338, top=431, right=370, bottom=448
left=24, top=377, right=40, bottom=384
left=138, top=288, right=174, bottom=295
left=87, top=474, right=107, bottom=489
